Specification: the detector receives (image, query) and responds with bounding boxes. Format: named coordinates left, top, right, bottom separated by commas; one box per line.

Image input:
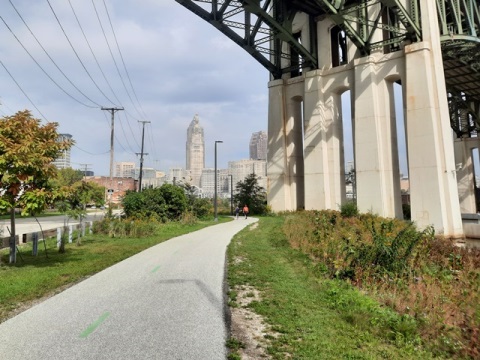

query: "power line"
left=8, top=0, right=102, bottom=108
left=45, top=0, right=117, bottom=106
left=91, top=0, right=143, bottom=120
left=73, top=144, right=109, bottom=156
left=67, top=0, right=122, bottom=107
left=101, top=0, right=148, bottom=119
left=0, top=60, right=50, bottom=122
left=0, top=15, right=98, bottom=109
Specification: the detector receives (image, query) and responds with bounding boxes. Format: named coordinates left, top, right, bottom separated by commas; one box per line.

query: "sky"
left=0, top=0, right=270, bottom=176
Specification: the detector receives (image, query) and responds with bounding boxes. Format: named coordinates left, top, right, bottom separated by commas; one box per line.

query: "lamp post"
left=228, top=174, right=233, bottom=216
left=214, top=140, right=223, bottom=221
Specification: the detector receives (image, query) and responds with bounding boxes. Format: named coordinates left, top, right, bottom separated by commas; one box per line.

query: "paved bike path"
left=0, top=217, right=258, bottom=360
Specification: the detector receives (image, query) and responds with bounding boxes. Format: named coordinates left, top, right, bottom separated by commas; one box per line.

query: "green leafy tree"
left=159, top=184, right=187, bottom=220
left=122, top=184, right=187, bottom=221
left=122, top=190, right=149, bottom=218
left=51, top=168, right=84, bottom=188
left=192, top=198, right=212, bottom=219
left=56, top=181, right=105, bottom=250
left=233, top=173, right=267, bottom=215
left=0, top=110, right=72, bottom=263
left=179, top=183, right=212, bottom=219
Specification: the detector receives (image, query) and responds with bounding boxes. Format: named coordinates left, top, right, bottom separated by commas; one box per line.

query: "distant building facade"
left=115, top=162, right=135, bottom=178
left=53, top=133, right=73, bottom=169
left=186, top=114, right=205, bottom=187
left=85, top=176, right=136, bottom=204
left=228, top=159, right=267, bottom=190
left=200, top=168, right=230, bottom=198
left=168, top=167, right=189, bottom=185
left=249, top=131, right=267, bottom=160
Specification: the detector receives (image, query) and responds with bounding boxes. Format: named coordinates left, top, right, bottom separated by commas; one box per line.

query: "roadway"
left=0, top=217, right=258, bottom=359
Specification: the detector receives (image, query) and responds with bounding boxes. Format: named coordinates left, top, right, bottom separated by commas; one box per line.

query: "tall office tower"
left=249, top=131, right=267, bottom=160
left=186, top=114, right=205, bottom=187
left=52, top=133, right=73, bottom=169
left=115, top=162, right=136, bottom=178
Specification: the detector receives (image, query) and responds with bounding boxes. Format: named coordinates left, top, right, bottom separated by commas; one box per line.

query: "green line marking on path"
left=151, top=265, right=161, bottom=273
left=80, top=312, right=110, bottom=338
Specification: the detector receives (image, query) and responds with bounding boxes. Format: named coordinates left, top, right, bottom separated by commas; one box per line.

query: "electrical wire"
left=8, top=0, right=103, bottom=109
left=0, top=15, right=99, bottom=109
left=117, top=113, right=137, bottom=154
left=91, top=0, right=143, bottom=121
left=101, top=0, right=148, bottom=119
left=67, top=0, right=122, bottom=107
left=0, top=59, right=50, bottom=122
left=73, top=144, right=109, bottom=155
left=45, top=0, right=117, bottom=106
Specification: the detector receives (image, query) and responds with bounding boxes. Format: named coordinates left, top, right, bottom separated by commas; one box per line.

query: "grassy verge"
left=0, top=216, right=230, bottom=323
left=227, top=216, right=438, bottom=359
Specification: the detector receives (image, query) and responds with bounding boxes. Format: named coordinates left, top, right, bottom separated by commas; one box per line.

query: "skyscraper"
left=249, top=131, right=267, bottom=160
left=52, top=133, right=73, bottom=169
left=186, top=114, right=205, bottom=187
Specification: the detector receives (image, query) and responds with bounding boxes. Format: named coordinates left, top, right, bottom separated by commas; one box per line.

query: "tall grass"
left=283, top=210, right=480, bottom=359
left=227, top=216, right=436, bottom=359
left=0, top=216, right=230, bottom=323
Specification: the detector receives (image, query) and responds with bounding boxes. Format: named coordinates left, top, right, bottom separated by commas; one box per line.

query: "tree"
left=0, top=110, right=72, bottom=263
left=51, top=168, right=84, bottom=188
left=122, top=184, right=187, bottom=221
left=233, top=173, right=267, bottom=215
left=56, top=181, right=105, bottom=250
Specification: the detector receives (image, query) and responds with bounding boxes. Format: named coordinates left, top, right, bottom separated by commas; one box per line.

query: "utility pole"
left=136, top=120, right=150, bottom=192
left=79, top=163, right=92, bottom=181
left=101, top=107, right=124, bottom=201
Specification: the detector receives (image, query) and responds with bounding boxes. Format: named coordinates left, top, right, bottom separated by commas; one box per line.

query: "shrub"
left=93, top=217, right=158, bottom=238
left=282, top=210, right=480, bottom=357
left=121, top=184, right=187, bottom=221
left=192, top=197, right=212, bottom=219
left=340, top=201, right=358, bottom=218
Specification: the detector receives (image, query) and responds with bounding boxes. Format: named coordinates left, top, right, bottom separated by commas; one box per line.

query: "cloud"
left=0, top=0, right=269, bottom=175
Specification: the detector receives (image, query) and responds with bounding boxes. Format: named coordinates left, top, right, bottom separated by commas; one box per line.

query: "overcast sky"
left=0, top=0, right=270, bottom=176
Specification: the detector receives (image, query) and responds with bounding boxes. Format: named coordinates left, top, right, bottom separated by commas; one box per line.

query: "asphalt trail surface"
left=0, top=217, right=258, bottom=360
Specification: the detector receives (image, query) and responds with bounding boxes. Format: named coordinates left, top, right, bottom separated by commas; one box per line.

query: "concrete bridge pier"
left=354, top=56, right=403, bottom=220
left=402, top=0, right=463, bottom=237
left=267, top=79, right=305, bottom=211
left=454, top=138, right=479, bottom=214
left=265, top=0, right=465, bottom=237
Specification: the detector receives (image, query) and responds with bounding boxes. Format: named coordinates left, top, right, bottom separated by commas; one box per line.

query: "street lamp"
left=228, top=174, right=233, bottom=216
left=214, top=140, right=223, bottom=221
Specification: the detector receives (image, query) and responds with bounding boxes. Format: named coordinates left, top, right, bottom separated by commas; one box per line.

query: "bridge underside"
left=177, top=0, right=480, bottom=237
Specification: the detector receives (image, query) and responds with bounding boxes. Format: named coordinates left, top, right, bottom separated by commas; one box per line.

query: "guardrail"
left=1, top=221, right=95, bottom=251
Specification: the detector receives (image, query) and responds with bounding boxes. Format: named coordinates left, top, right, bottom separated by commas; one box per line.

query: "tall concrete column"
left=267, top=79, right=290, bottom=211
left=267, top=78, right=306, bottom=211
left=304, top=70, right=345, bottom=210
left=403, top=0, right=463, bottom=236
left=354, top=56, right=402, bottom=218
left=284, top=92, right=305, bottom=210
left=454, top=138, right=477, bottom=214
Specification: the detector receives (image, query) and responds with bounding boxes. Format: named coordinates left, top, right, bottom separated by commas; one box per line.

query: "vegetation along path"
left=226, top=215, right=479, bottom=359
left=0, top=217, right=257, bottom=360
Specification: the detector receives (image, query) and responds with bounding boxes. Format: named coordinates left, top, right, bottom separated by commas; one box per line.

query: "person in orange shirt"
left=242, top=204, right=249, bottom=219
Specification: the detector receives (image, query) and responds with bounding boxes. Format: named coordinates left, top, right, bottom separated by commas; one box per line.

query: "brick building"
left=85, top=176, right=137, bottom=204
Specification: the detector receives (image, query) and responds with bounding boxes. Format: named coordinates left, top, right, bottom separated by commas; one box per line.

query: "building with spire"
left=186, top=114, right=205, bottom=187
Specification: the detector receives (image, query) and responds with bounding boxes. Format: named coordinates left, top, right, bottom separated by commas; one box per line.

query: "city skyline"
left=0, top=1, right=269, bottom=176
